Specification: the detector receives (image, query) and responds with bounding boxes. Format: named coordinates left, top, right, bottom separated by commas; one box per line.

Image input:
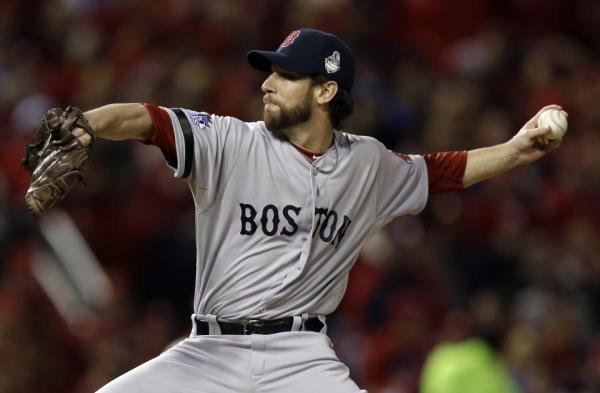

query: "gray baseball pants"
left=96, top=330, right=366, bottom=393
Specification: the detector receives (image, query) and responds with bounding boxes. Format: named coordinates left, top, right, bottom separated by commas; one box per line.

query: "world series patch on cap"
left=247, top=28, right=356, bottom=92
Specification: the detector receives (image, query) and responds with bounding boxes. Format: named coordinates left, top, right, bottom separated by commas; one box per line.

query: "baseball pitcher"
left=24, top=28, right=563, bottom=392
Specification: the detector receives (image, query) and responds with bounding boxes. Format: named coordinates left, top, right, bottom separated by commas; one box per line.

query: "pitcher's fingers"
left=528, top=126, right=551, bottom=139
left=77, top=133, right=92, bottom=146
left=72, top=127, right=86, bottom=137
left=547, top=138, right=562, bottom=151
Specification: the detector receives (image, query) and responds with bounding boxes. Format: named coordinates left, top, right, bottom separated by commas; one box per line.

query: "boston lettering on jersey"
left=239, top=203, right=352, bottom=248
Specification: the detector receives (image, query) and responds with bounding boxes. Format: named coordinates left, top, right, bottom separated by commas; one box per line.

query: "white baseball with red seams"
left=538, top=109, right=568, bottom=140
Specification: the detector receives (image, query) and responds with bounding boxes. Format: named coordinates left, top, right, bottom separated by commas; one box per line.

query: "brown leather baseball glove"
left=22, top=106, right=94, bottom=217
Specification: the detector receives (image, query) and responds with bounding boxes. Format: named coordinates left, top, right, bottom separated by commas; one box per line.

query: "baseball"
left=538, top=109, right=568, bottom=140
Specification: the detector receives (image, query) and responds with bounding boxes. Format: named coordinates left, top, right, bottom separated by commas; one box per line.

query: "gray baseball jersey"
left=160, top=107, right=428, bottom=322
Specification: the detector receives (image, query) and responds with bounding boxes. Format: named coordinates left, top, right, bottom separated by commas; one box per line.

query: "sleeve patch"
left=189, top=111, right=212, bottom=129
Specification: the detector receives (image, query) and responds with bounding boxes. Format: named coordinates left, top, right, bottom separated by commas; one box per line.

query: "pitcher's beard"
left=264, top=94, right=312, bottom=140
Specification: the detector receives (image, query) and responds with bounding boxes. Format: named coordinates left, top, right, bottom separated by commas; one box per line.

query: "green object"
left=420, top=338, right=520, bottom=393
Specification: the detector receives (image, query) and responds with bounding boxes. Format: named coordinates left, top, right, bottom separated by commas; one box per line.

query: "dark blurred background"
left=1, top=0, right=600, bottom=392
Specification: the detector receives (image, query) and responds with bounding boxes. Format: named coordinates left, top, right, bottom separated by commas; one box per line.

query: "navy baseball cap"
left=248, top=28, right=355, bottom=92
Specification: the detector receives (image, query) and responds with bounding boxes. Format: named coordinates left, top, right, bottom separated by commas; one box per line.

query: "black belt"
left=195, top=317, right=324, bottom=335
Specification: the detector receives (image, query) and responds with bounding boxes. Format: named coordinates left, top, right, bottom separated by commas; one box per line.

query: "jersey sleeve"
left=143, top=103, right=177, bottom=168
left=424, top=151, right=467, bottom=195
left=143, top=103, right=248, bottom=209
left=374, top=142, right=429, bottom=224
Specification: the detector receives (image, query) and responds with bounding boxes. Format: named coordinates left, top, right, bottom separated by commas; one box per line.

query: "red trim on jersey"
left=423, top=151, right=468, bottom=195
left=290, top=142, right=323, bottom=162
left=143, top=103, right=177, bottom=166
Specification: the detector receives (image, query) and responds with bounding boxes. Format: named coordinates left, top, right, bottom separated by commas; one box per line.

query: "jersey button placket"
left=295, top=167, right=318, bottom=272
left=255, top=164, right=317, bottom=310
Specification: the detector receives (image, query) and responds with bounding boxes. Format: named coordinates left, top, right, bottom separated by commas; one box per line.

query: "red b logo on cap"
left=280, top=30, right=300, bottom=48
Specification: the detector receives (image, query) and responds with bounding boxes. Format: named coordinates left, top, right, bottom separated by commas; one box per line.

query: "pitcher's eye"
left=278, top=70, right=302, bottom=80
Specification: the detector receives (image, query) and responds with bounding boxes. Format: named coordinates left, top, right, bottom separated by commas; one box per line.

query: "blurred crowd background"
left=1, top=0, right=600, bottom=392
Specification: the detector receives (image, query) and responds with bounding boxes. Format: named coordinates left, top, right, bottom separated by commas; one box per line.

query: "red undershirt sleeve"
left=142, top=103, right=177, bottom=167
left=423, top=151, right=468, bottom=195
